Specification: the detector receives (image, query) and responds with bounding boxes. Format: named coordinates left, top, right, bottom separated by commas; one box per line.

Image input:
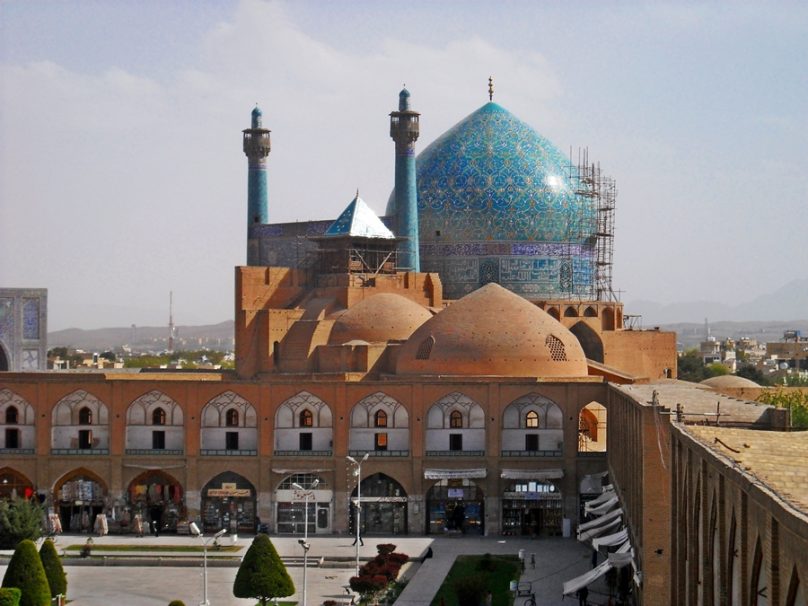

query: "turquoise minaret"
left=243, top=105, right=271, bottom=265
left=390, top=88, right=420, bottom=271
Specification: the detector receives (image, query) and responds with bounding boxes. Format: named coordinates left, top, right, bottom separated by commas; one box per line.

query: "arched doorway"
left=570, top=322, right=604, bottom=362
left=578, top=402, right=607, bottom=452
left=275, top=472, right=332, bottom=535
left=201, top=471, right=256, bottom=533
left=127, top=470, right=185, bottom=534
left=350, top=473, right=407, bottom=536
left=54, top=469, right=108, bottom=533
left=0, top=468, right=34, bottom=500
left=426, top=478, right=484, bottom=535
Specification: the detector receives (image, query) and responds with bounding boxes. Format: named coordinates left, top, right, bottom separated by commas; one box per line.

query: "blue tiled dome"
left=388, top=102, right=597, bottom=300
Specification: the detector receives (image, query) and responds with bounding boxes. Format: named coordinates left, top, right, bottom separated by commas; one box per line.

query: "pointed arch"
left=52, top=390, right=108, bottom=426
left=709, top=494, right=720, bottom=606
left=564, top=306, right=578, bottom=317
left=351, top=392, right=408, bottom=428
left=426, top=392, right=484, bottom=429
left=584, top=306, right=598, bottom=317
left=728, top=510, right=741, bottom=606
left=275, top=391, right=332, bottom=428
left=786, top=566, right=803, bottom=606
left=578, top=401, right=607, bottom=452
left=0, top=389, right=34, bottom=425
left=547, top=307, right=560, bottom=321
left=0, top=467, right=34, bottom=499
left=127, top=390, right=183, bottom=426
left=501, top=393, right=564, bottom=454
left=569, top=321, right=604, bottom=362
left=53, top=467, right=108, bottom=494
left=201, top=391, right=256, bottom=427
left=751, top=535, right=767, bottom=606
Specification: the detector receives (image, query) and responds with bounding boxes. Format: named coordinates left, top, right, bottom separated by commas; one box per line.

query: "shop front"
left=274, top=472, right=332, bottom=535
left=125, top=470, right=185, bottom=534
left=201, top=471, right=256, bottom=534
left=350, top=473, right=407, bottom=536
left=501, top=469, right=563, bottom=536
left=425, top=469, right=486, bottom=535
left=55, top=472, right=107, bottom=533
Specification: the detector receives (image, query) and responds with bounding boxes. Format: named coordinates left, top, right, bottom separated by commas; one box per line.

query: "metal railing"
left=273, top=450, right=333, bottom=457
left=426, top=450, right=486, bottom=457
left=0, top=448, right=35, bottom=455
left=125, top=449, right=184, bottom=456
left=500, top=449, right=562, bottom=457
left=51, top=448, right=110, bottom=455
left=348, top=449, right=409, bottom=457
left=200, top=449, right=257, bottom=456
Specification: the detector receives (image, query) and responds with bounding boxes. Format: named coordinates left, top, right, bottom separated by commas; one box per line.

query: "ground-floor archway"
left=126, top=470, right=185, bottom=534
left=275, top=472, right=332, bottom=535
left=426, top=478, right=484, bottom=535
left=54, top=468, right=108, bottom=533
left=501, top=478, right=563, bottom=536
left=579, top=401, right=607, bottom=452
left=350, top=473, right=407, bottom=536
left=201, top=471, right=256, bottom=533
left=0, top=468, right=34, bottom=500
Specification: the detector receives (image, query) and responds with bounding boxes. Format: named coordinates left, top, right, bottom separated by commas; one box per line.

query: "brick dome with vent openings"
left=395, top=282, right=587, bottom=377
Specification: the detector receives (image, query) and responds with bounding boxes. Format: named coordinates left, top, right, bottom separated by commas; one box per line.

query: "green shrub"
left=168, top=601, right=186, bottom=606
left=39, top=539, right=66, bottom=598
left=0, top=499, right=43, bottom=549
left=233, top=534, right=294, bottom=605
left=1, top=539, right=51, bottom=606
left=0, top=587, right=21, bottom=606
left=453, top=575, right=487, bottom=606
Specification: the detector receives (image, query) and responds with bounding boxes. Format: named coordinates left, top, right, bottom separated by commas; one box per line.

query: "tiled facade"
left=0, top=288, right=47, bottom=371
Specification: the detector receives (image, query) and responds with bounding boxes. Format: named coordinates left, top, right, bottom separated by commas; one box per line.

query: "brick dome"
left=396, top=282, right=587, bottom=377
left=328, top=293, right=432, bottom=345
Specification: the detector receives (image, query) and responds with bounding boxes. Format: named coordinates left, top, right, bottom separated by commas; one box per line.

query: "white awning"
left=578, top=507, right=623, bottom=532
left=585, top=489, right=616, bottom=511
left=586, top=495, right=618, bottom=516
left=500, top=468, right=564, bottom=480
left=609, top=551, right=634, bottom=569
left=593, top=527, right=628, bottom=550
left=424, top=468, right=487, bottom=480
left=562, top=559, right=614, bottom=596
left=578, top=517, right=621, bottom=542
left=616, top=538, right=632, bottom=553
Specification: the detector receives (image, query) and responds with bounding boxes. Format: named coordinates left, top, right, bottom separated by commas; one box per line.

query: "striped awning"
left=593, top=527, right=628, bottom=550
left=562, top=559, right=613, bottom=596
left=585, top=489, right=616, bottom=512
left=578, top=507, right=623, bottom=533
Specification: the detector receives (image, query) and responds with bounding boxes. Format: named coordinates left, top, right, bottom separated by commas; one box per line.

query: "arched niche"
left=350, top=473, right=407, bottom=536
left=200, top=391, right=257, bottom=453
left=350, top=392, right=408, bottom=428
left=425, top=392, right=485, bottom=453
left=502, top=393, right=564, bottom=455
left=578, top=401, right=607, bottom=452
left=53, top=467, right=108, bottom=532
left=126, top=390, right=183, bottom=426
left=0, top=467, right=34, bottom=499
left=274, top=391, right=333, bottom=453
left=200, top=471, right=257, bottom=533
left=51, top=390, right=110, bottom=451
left=201, top=391, right=256, bottom=427
left=426, top=392, right=484, bottom=428
left=570, top=321, right=604, bottom=362
left=275, top=472, right=333, bottom=535
left=349, top=392, right=409, bottom=454
left=52, top=390, right=109, bottom=426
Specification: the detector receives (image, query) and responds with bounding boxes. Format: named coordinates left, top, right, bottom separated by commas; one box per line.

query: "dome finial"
left=488, top=76, right=494, bottom=102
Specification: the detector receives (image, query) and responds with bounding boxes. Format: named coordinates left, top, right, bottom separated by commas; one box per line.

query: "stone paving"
left=0, top=533, right=602, bottom=605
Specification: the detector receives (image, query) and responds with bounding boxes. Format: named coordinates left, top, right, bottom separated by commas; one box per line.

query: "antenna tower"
left=168, top=291, right=176, bottom=353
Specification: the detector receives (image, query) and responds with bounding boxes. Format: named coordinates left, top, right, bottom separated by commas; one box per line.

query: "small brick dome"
left=395, top=282, right=588, bottom=377
left=328, top=293, right=432, bottom=345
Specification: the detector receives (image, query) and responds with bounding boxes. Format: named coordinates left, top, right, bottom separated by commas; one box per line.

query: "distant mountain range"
left=626, top=278, right=808, bottom=325
left=47, top=280, right=808, bottom=352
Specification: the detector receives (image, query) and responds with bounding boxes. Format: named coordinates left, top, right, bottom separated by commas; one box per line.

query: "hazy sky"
left=1, top=1, right=806, bottom=331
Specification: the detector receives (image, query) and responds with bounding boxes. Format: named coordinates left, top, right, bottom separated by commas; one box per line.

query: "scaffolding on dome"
left=568, top=148, right=617, bottom=302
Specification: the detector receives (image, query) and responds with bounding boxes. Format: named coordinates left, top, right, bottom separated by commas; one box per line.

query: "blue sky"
left=1, top=1, right=806, bottom=330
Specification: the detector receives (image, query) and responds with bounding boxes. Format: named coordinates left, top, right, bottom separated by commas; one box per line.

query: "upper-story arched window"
left=225, top=409, right=239, bottom=427
left=374, top=410, right=388, bottom=428
left=299, top=409, right=313, bottom=427
left=79, top=407, right=93, bottom=425
left=526, top=411, right=539, bottom=428
left=152, top=408, right=166, bottom=426
left=5, top=406, right=18, bottom=425
left=449, top=410, right=463, bottom=428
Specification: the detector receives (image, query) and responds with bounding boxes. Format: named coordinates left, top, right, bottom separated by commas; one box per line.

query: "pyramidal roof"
left=325, top=193, right=395, bottom=239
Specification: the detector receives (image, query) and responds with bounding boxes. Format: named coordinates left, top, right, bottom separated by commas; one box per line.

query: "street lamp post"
left=347, top=453, right=369, bottom=576
left=190, top=522, right=226, bottom=606
left=292, top=479, right=319, bottom=606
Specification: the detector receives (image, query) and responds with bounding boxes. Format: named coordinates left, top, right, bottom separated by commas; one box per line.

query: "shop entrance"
left=350, top=473, right=407, bottom=536
left=201, top=471, right=256, bottom=534
left=54, top=470, right=107, bottom=533
left=126, top=470, right=185, bottom=534
left=0, top=468, right=34, bottom=500
left=426, top=478, right=484, bottom=535
left=275, top=473, right=332, bottom=535
left=501, top=480, right=562, bottom=536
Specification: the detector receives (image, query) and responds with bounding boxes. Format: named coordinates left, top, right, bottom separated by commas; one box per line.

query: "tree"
left=38, top=539, right=66, bottom=600
left=678, top=349, right=707, bottom=382
left=705, top=362, right=729, bottom=378
left=1, top=539, right=51, bottom=606
left=233, top=534, right=294, bottom=605
left=757, top=389, right=808, bottom=429
left=0, top=498, right=43, bottom=549
left=736, top=364, right=771, bottom=386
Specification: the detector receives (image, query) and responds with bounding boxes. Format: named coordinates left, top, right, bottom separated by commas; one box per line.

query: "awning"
left=501, top=468, right=564, bottom=480
left=578, top=517, right=621, bottom=542
left=578, top=507, right=623, bottom=532
left=271, top=468, right=332, bottom=474
left=562, top=559, right=613, bottom=596
left=593, top=527, right=628, bottom=550
left=586, top=495, right=618, bottom=516
left=424, top=468, right=487, bottom=480
left=585, top=489, right=616, bottom=511
left=608, top=551, right=634, bottom=568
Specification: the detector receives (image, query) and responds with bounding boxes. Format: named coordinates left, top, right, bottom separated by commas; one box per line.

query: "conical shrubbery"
left=1, top=539, right=51, bottom=606
left=233, top=534, right=295, bottom=605
left=38, top=539, right=66, bottom=599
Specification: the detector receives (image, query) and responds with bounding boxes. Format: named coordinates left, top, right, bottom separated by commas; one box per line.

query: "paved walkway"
left=0, top=533, right=595, bottom=605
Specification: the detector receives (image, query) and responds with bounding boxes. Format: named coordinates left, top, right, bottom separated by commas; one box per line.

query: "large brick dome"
left=328, top=293, right=432, bottom=344
left=395, top=282, right=587, bottom=377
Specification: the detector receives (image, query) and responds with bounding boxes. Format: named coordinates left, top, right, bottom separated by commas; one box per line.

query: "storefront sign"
left=503, top=491, right=561, bottom=500
left=207, top=483, right=251, bottom=498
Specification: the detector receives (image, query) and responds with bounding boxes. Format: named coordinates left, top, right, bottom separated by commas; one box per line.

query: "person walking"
left=577, top=586, right=589, bottom=605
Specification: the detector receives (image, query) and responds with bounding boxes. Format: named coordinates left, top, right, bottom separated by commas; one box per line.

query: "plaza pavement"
left=0, top=533, right=602, bottom=605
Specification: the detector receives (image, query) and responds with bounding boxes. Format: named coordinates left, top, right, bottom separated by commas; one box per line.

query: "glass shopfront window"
left=501, top=480, right=562, bottom=536
left=426, top=478, right=484, bottom=535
